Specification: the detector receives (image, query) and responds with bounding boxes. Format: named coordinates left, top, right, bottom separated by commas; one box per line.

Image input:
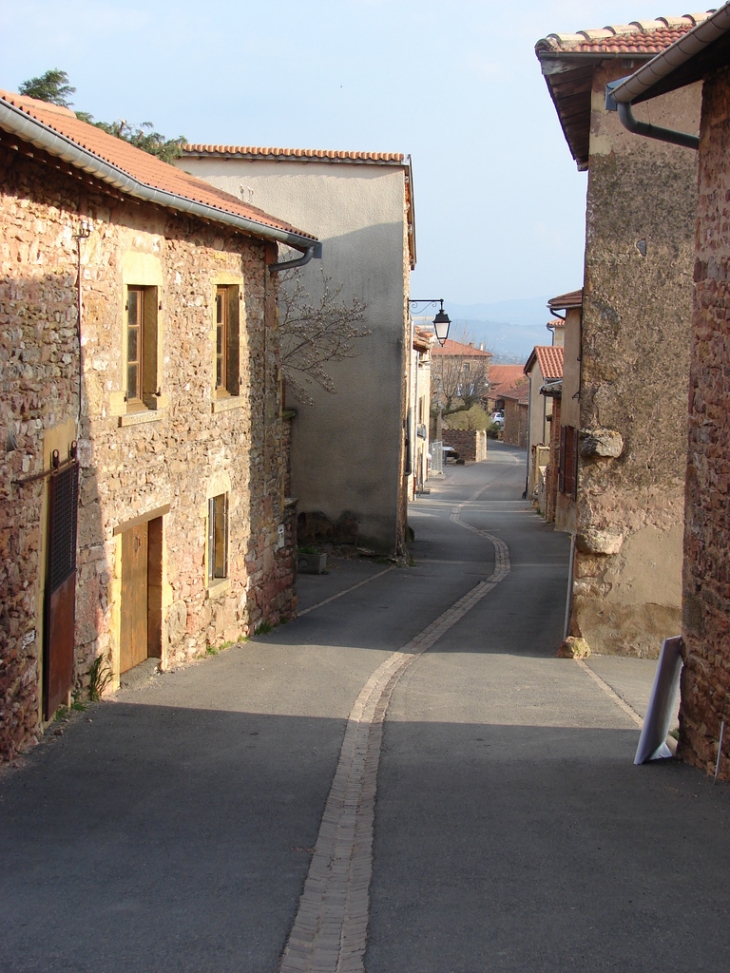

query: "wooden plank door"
left=43, top=460, right=79, bottom=720
left=120, top=523, right=149, bottom=673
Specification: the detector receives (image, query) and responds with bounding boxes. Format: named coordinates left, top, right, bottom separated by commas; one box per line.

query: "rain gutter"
left=605, top=5, right=730, bottom=149
left=0, top=99, right=319, bottom=260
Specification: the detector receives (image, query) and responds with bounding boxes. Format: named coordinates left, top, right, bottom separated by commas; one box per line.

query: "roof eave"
left=612, top=6, right=730, bottom=105
left=0, top=100, right=316, bottom=252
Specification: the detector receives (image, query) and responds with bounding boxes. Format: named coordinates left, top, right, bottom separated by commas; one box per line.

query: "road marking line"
left=278, top=502, right=510, bottom=973
left=574, top=659, right=644, bottom=728
left=298, top=567, right=396, bottom=617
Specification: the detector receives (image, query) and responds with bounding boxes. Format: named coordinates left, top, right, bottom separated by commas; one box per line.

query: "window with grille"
left=208, top=493, right=229, bottom=581
left=126, top=286, right=159, bottom=409
left=215, top=285, right=240, bottom=396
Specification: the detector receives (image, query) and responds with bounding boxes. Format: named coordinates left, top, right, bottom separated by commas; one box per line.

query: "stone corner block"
left=576, top=528, right=624, bottom=555
left=556, top=636, right=591, bottom=659
left=580, top=428, right=624, bottom=459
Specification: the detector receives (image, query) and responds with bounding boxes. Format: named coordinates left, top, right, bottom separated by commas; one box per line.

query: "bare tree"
left=432, top=331, right=490, bottom=417
left=278, top=269, right=370, bottom=404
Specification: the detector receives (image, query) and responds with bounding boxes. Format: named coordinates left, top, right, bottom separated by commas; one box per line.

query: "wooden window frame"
left=208, top=493, right=229, bottom=582
left=215, top=285, right=240, bottom=398
left=125, top=286, right=159, bottom=411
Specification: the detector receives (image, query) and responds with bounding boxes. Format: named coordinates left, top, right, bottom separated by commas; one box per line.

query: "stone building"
left=547, top=290, right=583, bottom=536
left=500, top=381, right=529, bottom=449
left=536, top=13, right=706, bottom=657
left=608, top=5, right=730, bottom=773
left=175, top=146, right=415, bottom=555
left=524, top=345, right=563, bottom=499
left=408, top=325, right=434, bottom=498
left=0, top=90, right=315, bottom=761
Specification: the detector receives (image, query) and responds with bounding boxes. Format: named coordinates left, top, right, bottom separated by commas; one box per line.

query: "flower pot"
left=298, top=552, right=327, bottom=574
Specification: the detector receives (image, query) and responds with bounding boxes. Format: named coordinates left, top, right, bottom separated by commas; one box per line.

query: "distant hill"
left=446, top=295, right=554, bottom=364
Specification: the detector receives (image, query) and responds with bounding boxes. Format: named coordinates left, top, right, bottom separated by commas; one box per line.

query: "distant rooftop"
left=432, top=338, right=492, bottom=358
left=525, top=346, right=564, bottom=382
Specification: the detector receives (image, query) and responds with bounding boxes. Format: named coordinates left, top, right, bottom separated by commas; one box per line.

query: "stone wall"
left=681, top=65, right=730, bottom=776
left=0, top=141, right=294, bottom=761
left=503, top=400, right=528, bottom=448
left=568, top=65, right=700, bottom=658
left=442, top=429, right=487, bottom=462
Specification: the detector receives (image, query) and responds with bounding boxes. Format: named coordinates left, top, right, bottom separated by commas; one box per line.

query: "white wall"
left=179, top=157, right=411, bottom=552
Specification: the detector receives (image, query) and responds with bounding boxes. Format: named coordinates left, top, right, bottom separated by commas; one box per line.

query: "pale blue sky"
left=2, top=1, right=680, bottom=305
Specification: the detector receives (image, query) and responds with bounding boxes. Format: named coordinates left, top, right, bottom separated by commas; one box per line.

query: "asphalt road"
left=1, top=443, right=729, bottom=973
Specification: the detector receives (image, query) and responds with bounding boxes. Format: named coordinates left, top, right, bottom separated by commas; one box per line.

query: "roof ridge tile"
left=183, top=144, right=405, bottom=164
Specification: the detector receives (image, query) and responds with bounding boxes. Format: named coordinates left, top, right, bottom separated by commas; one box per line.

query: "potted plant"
left=298, top=545, right=327, bottom=574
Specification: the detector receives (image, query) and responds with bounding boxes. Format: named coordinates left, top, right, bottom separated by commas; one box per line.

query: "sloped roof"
left=548, top=289, right=583, bottom=311
left=431, top=338, right=491, bottom=358
left=611, top=5, right=730, bottom=106
left=525, top=345, right=564, bottom=382
left=501, top=381, right=530, bottom=405
left=0, top=90, right=315, bottom=247
left=413, top=326, right=434, bottom=353
left=184, top=145, right=406, bottom=165
left=536, top=15, right=713, bottom=54
left=535, top=13, right=713, bottom=169
left=489, top=364, right=527, bottom=392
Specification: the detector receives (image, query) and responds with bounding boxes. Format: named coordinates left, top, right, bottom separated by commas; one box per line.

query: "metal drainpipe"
left=268, top=243, right=320, bottom=275
left=605, top=81, right=699, bottom=151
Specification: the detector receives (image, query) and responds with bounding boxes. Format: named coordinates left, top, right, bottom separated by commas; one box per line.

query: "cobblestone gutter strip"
left=278, top=517, right=510, bottom=972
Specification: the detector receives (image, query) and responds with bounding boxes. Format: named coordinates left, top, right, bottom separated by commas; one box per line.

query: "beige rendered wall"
left=179, top=157, right=410, bottom=554
left=526, top=363, right=550, bottom=495
left=569, top=64, right=700, bottom=657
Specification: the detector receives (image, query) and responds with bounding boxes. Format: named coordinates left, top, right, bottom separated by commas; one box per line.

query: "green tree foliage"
left=92, top=120, right=187, bottom=163
left=18, top=69, right=186, bottom=162
left=19, top=68, right=75, bottom=107
left=445, top=404, right=492, bottom=431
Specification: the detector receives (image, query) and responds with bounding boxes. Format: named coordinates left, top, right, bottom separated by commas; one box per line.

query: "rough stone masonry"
left=0, top=137, right=295, bottom=762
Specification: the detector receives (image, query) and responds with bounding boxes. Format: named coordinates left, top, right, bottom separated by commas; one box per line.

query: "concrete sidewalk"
left=0, top=445, right=726, bottom=973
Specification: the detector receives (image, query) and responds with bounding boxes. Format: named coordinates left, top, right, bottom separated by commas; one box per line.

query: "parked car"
left=442, top=445, right=459, bottom=462
left=491, top=411, right=505, bottom=429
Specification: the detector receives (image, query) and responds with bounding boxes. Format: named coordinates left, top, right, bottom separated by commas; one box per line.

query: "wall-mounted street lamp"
left=409, top=299, right=451, bottom=346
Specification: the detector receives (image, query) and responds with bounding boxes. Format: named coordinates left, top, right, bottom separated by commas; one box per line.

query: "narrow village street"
left=2, top=444, right=730, bottom=973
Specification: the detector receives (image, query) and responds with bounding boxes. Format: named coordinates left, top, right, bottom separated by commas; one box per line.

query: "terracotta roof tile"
left=184, top=145, right=406, bottom=165
left=501, top=381, right=531, bottom=405
left=536, top=13, right=714, bottom=54
left=548, top=289, right=583, bottom=311
left=488, top=365, right=526, bottom=391
left=525, top=345, right=564, bottom=382
left=0, top=90, right=315, bottom=241
left=431, top=338, right=491, bottom=357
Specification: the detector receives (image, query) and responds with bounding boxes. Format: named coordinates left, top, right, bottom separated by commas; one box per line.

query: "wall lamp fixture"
left=409, top=299, right=451, bottom=346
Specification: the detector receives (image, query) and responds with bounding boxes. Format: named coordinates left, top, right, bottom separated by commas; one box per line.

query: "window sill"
left=119, top=409, right=167, bottom=427
left=212, top=395, right=245, bottom=414
left=206, top=578, right=231, bottom=600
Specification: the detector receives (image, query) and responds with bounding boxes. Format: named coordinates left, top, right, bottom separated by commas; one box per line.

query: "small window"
left=126, top=286, right=158, bottom=409
left=215, top=285, right=240, bottom=396
left=208, top=493, right=228, bottom=581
